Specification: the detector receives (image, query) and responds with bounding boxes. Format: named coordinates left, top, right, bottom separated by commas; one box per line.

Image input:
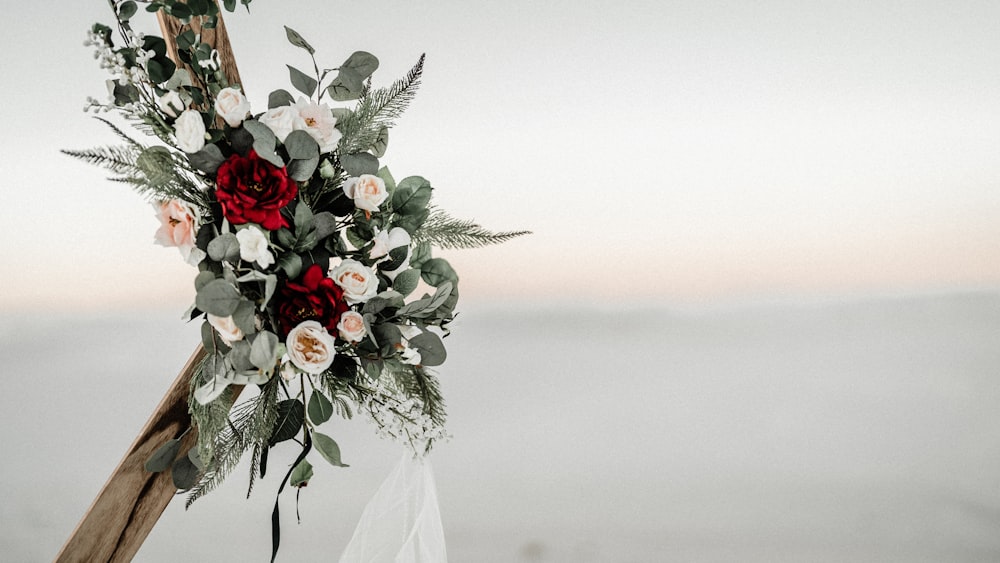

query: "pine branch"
left=94, top=116, right=143, bottom=148
left=61, top=145, right=139, bottom=175
left=339, top=54, right=424, bottom=154
left=413, top=207, right=532, bottom=249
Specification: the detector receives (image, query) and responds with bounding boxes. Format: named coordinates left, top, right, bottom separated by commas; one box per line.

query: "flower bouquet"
left=67, top=0, right=526, bottom=558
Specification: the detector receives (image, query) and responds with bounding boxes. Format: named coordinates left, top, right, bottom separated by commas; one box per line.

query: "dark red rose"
left=274, top=264, right=349, bottom=336
left=215, top=150, right=297, bottom=230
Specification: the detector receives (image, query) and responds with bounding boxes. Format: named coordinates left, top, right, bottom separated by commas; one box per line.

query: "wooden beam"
left=54, top=346, right=206, bottom=563
left=56, top=3, right=245, bottom=561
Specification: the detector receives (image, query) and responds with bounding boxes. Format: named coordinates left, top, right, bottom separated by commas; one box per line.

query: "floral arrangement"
left=67, top=0, right=525, bottom=557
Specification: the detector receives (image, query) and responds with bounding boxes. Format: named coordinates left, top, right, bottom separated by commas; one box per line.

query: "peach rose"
left=153, top=200, right=205, bottom=266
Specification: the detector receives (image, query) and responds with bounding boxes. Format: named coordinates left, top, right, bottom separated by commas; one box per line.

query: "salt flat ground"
left=2, top=291, right=999, bottom=562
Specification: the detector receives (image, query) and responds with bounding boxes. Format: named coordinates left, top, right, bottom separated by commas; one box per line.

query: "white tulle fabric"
left=338, top=452, right=448, bottom=563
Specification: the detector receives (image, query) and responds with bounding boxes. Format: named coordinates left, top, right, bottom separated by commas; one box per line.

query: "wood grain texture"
left=54, top=346, right=206, bottom=563
left=56, top=3, right=246, bottom=561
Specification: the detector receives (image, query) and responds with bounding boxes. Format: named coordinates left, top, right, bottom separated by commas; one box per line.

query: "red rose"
left=215, top=150, right=297, bottom=230
left=274, top=264, right=349, bottom=336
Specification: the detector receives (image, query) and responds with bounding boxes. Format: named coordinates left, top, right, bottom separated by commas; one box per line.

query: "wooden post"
left=56, top=4, right=243, bottom=561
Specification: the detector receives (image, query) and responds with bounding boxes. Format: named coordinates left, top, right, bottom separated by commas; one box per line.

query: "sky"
left=2, top=0, right=999, bottom=311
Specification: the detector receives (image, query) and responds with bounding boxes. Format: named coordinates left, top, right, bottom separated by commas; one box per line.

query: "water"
left=3, top=292, right=1000, bottom=562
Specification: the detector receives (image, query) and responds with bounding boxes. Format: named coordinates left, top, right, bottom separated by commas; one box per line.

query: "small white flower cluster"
left=82, top=27, right=150, bottom=113
left=364, top=380, right=450, bottom=454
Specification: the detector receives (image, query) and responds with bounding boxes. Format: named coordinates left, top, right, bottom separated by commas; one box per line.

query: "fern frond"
left=413, top=207, right=532, bottom=249
left=384, top=361, right=446, bottom=426
left=61, top=145, right=139, bottom=175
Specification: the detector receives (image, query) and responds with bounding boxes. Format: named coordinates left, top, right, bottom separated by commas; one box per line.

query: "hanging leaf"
left=171, top=454, right=201, bottom=490
left=408, top=330, right=446, bottom=367
left=290, top=459, right=313, bottom=487
left=144, top=438, right=181, bottom=473
left=312, top=432, right=349, bottom=467
left=195, top=279, right=242, bottom=316
left=308, top=391, right=333, bottom=425
left=270, top=399, right=305, bottom=445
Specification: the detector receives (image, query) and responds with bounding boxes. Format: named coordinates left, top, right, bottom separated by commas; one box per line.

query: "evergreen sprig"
left=413, top=207, right=532, bottom=249
left=339, top=54, right=424, bottom=155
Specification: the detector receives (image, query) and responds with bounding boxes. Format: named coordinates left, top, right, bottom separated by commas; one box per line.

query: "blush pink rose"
left=153, top=200, right=205, bottom=266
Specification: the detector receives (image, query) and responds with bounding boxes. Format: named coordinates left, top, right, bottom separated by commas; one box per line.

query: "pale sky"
left=2, top=0, right=998, bottom=311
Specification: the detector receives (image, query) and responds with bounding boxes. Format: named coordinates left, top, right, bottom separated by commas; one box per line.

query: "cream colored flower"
left=207, top=314, right=244, bottom=344
left=292, top=97, right=341, bottom=152
left=157, top=91, right=184, bottom=118
left=215, top=87, right=251, bottom=127
left=236, top=225, right=275, bottom=268
left=369, top=227, right=411, bottom=281
left=337, top=311, right=367, bottom=343
left=342, top=174, right=388, bottom=213
left=174, top=109, right=206, bottom=153
left=286, top=320, right=336, bottom=374
left=259, top=105, right=305, bottom=142
left=330, top=259, right=378, bottom=304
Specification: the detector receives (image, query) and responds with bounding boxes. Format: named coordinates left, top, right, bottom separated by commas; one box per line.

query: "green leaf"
left=409, top=242, right=431, bottom=269
left=135, top=146, right=174, bottom=189
left=287, top=64, right=317, bottom=97
left=419, top=258, right=458, bottom=287
left=207, top=232, right=240, bottom=262
left=144, top=438, right=181, bottom=472
left=242, top=119, right=283, bottom=167
left=236, top=271, right=278, bottom=307
left=194, top=270, right=216, bottom=292
left=283, top=26, right=315, bottom=55
left=278, top=253, right=302, bottom=279
left=223, top=0, right=236, bottom=10
left=290, top=459, right=313, bottom=487
left=371, top=323, right=402, bottom=356
left=195, top=279, right=242, bottom=316
left=294, top=202, right=314, bottom=235
left=341, top=153, right=379, bottom=177
left=232, top=299, right=256, bottom=335
left=118, top=1, right=138, bottom=21
left=187, top=446, right=205, bottom=471
left=376, top=166, right=396, bottom=192
left=270, top=399, right=305, bottom=445
left=228, top=340, right=255, bottom=372
left=171, top=454, right=200, bottom=490
left=392, top=176, right=433, bottom=216
left=371, top=126, right=389, bottom=157
left=391, top=269, right=420, bottom=297
left=342, top=51, right=379, bottom=79
left=169, top=2, right=192, bottom=21
left=288, top=156, right=319, bottom=182
left=326, top=68, right=364, bottom=102
left=308, top=391, right=334, bottom=425
left=187, top=0, right=210, bottom=16
left=188, top=143, right=225, bottom=174
left=313, top=212, right=337, bottom=240
left=268, top=89, right=295, bottom=109
left=249, top=330, right=279, bottom=370
left=408, top=331, right=447, bottom=367
left=285, top=130, right=319, bottom=161
left=312, top=432, right=348, bottom=467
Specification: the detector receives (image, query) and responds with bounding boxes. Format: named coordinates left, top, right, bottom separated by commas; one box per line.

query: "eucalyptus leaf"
left=207, top=232, right=240, bottom=262
left=283, top=26, right=315, bottom=55
left=341, top=51, right=379, bottom=78
left=371, top=126, right=389, bottom=157
left=285, top=130, right=319, bottom=160
left=187, top=446, right=205, bottom=471
left=326, top=68, right=364, bottom=102
left=408, top=331, right=446, bottom=367
left=195, top=279, right=241, bottom=316
left=391, top=269, right=420, bottom=297
left=341, top=153, right=379, bottom=177
left=144, top=438, right=181, bottom=473
left=242, top=119, right=283, bottom=167
left=392, top=176, right=432, bottom=216
left=249, top=330, right=279, bottom=370
left=228, top=340, right=255, bottom=372
left=288, top=155, right=319, bottom=182
left=290, top=459, right=313, bottom=487
left=409, top=242, right=431, bottom=269
left=171, top=454, right=200, bottom=490
left=188, top=143, right=225, bottom=174
left=118, top=1, right=138, bottom=21
left=312, top=212, right=337, bottom=240
left=287, top=65, right=317, bottom=97
left=294, top=201, right=314, bottom=234
left=194, top=270, right=216, bottom=291
left=268, top=88, right=295, bottom=109
left=419, top=258, right=458, bottom=287
left=312, top=432, right=349, bottom=467
left=193, top=376, right=230, bottom=405
left=232, top=299, right=257, bottom=335
left=236, top=271, right=277, bottom=307
left=308, top=391, right=333, bottom=425
left=270, top=399, right=305, bottom=445
left=376, top=166, right=396, bottom=192
left=278, top=253, right=303, bottom=279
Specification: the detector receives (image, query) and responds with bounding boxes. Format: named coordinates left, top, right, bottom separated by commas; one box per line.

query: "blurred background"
left=2, top=1, right=999, bottom=561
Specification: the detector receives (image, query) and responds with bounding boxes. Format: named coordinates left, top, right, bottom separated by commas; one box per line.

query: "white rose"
left=259, top=105, right=305, bottom=142
left=337, top=311, right=367, bottom=343
left=157, top=91, right=184, bottom=118
left=369, top=227, right=411, bottom=281
left=215, top=87, right=251, bottom=127
left=330, top=259, right=379, bottom=304
left=286, top=320, right=336, bottom=374
left=292, top=97, right=341, bottom=152
left=207, top=314, right=244, bottom=344
left=174, top=109, right=206, bottom=153
left=342, top=174, right=388, bottom=213
left=399, top=345, right=422, bottom=366
left=236, top=225, right=274, bottom=268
